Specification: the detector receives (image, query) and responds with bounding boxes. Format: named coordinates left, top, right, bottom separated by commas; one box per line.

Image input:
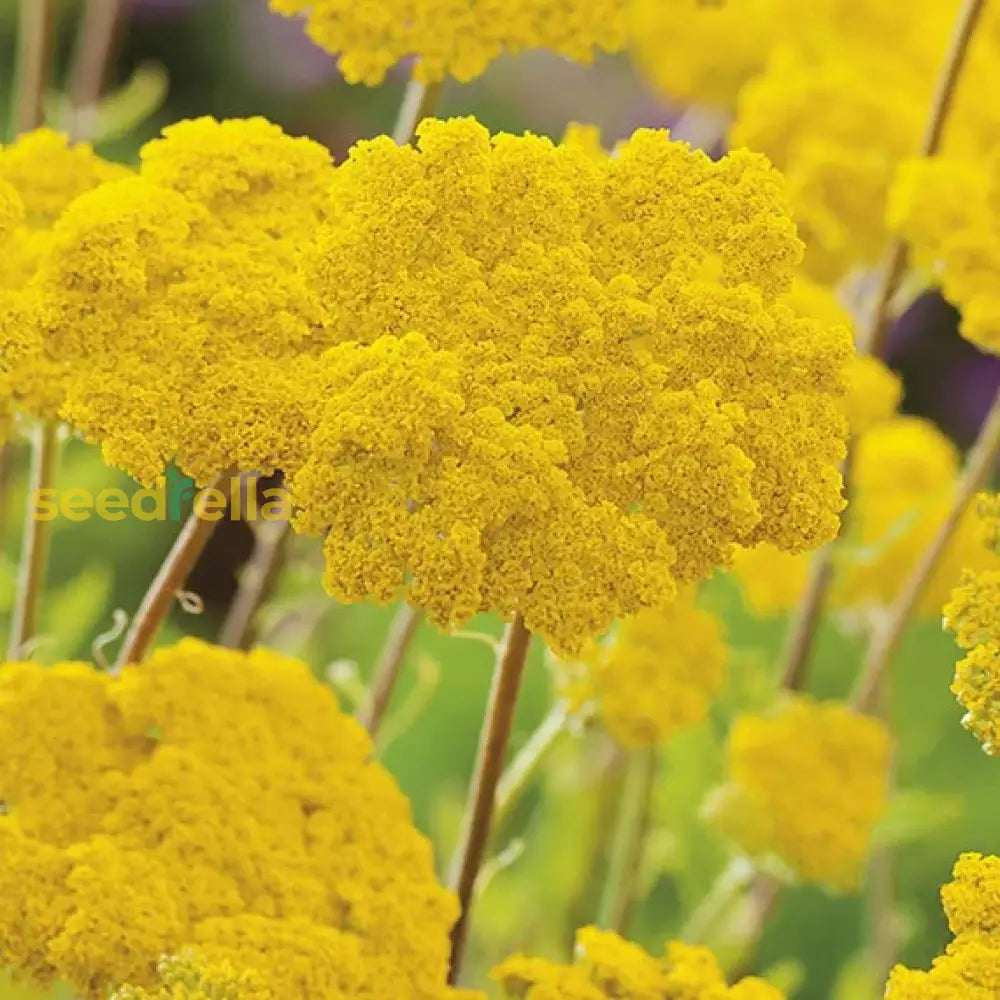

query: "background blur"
left=1, top=3, right=999, bottom=998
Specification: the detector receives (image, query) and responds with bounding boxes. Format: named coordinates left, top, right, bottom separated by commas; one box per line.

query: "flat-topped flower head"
left=17, top=117, right=335, bottom=485
left=0, top=639, right=465, bottom=1000
left=269, top=0, right=629, bottom=85
left=290, top=116, right=851, bottom=654
left=711, top=695, right=891, bottom=889
left=493, top=926, right=785, bottom=999
left=559, top=592, right=727, bottom=747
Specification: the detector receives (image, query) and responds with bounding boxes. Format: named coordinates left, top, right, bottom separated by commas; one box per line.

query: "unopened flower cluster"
left=710, top=696, right=891, bottom=889
left=493, top=925, right=784, bottom=999
left=269, top=0, right=628, bottom=84
left=0, top=639, right=465, bottom=1000
left=944, top=497, right=1000, bottom=754
left=886, top=852, right=1000, bottom=998
left=558, top=592, right=727, bottom=748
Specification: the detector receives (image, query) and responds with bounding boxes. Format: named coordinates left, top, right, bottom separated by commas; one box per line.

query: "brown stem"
left=359, top=602, right=423, bottom=736
left=448, top=614, right=532, bottom=983
left=393, top=78, right=444, bottom=146
left=12, top=0, right=56, bottom=135
left=218, top=511, right=291, bottom=651
left=853, top=388, right=1000, bottom=711
left=66, top=0, right=126, bottom=142
left=7, top=422, right=58, bottom=660
left=116, top=469, right=233, bottom=668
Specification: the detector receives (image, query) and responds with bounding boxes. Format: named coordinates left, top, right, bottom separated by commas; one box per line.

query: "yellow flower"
left=16, top=117, right=335, bottom=485
left=886, top=852, right=1000, bottom=998
left=492, top=926, right=785, bottom=998
left=0, top=639, right=465, bottom=1000
left=562, top=592, right=728, bottom=748
left=269, top=0, right=629, bottom=85
left=113, top=953, right=271, bottom=1000
left=290, top=116, right=851, bottom=654
left=890, top=152, right=1000, bottom=353
left=714, top=696, right=891, bottom=890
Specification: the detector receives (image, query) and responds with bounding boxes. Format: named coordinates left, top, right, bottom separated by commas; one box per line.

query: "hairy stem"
left=7, top=423, right=58, bottom=660
left=359, top=602, right=424, bottom=736
left=116, top=469, right=233, bottom=668
left=448, top=614, right=532, bottom=983
left=596, top=746, right=658, bottom=934
left=393, top=78, right=444, bottom=146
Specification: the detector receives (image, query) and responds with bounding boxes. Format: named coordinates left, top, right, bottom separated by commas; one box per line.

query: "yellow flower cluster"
left=269, top=0, right=629, bottom=85
left=560, top=593, right=727, bottom=748
left=0, top=639, right=465, bottom=1000
left=113, top=954, right=270, bottom=1000
left=890, top=151, right=1000, bottom=353
left=633, top=1, right=1000, bottom=281
left=944, top=511, right=1000, bottom=754
left=0, top=129, right=130, bottom=421
left=886, top=853, right=1000, bottom=998
left=733, top=417, right=996, bottom=619
left=712, top=696, right=891, bottom=889
left=290, top=116, right=851, bottom=654
left=492, top=925, right=784, bottom=999
left=9, top=118, right=335, bottom=485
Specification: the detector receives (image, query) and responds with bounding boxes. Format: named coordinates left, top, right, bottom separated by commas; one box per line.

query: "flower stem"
left=393, top=78, right=444, bottom=146
left=7, top=422, right=58, bottom=661
left=596, top=746, right=658, bottom=934
left=116, top=469, right=233, bottom=668
left=853, top=388, right=1000, bottom=711
left=12, top=0, right=56, bottom=135
left=359, top=602, right=424, bottom=736
left=218, top=507, right=291, bottom=651
left=448, top=614, right=532, bottom=983
left=493, top=701, right=571, bottom=830
left=65, top=0, right=125, bottom=142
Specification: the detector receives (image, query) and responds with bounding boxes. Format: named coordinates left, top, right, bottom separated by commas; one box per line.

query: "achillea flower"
left=732, top=418, right=996, bottom=619
left=559, top=592, right=727, bottom=748
left=113, top=953, right=271, bottom=1000
left=889, top=152, right=1000, bottom=354
left=290, top=116, right=851, bottom=654
left=711, top=696, right=891, bottom=890
left=17, top=117, right=335, bottom=485
left=493, top=926, right=785, bottom=999
left=885, top=853, right=1000, bottom=998
left=0, top=177, right=23, bottom=239
left=269, top=0, right=629, bottom=85
left=0, top=639, right=465, bottom=1000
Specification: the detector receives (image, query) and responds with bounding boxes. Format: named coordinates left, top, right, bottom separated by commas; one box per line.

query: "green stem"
left=359, top=602, right=424, bottom=736
left=7, top=422, right=58, bottom=660
left=12, top=0, right=56, bottom=136
left=393, top=78, right=444, bottom=146
left=596, top=746, right=658, bottom=934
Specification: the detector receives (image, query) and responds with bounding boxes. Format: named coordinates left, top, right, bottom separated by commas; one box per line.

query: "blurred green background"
left=0, top=3, right=998, bottom=998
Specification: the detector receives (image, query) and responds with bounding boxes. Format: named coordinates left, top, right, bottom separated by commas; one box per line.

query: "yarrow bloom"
left=710, top=696, right=891, bottom=890
left=890, top=151, right=1000, bottom=353
left=493, top=925, right=785, bottom=999
left=558, top=592, right=728, bottom=748
left=269, top=0, right=629, bottom=85
left=14, top=117, right=335, bottom=485
left=112, top=953, right=271, bottom=1000
left=289, top=116, right=851, bottom=655
left=944, top=502, right=1000, bottom=754
left=732, top=418, right=997, bottom=619
left=886, top=852, right=1000, bottom=998
left=0, top=639, right=466, bottom=1000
